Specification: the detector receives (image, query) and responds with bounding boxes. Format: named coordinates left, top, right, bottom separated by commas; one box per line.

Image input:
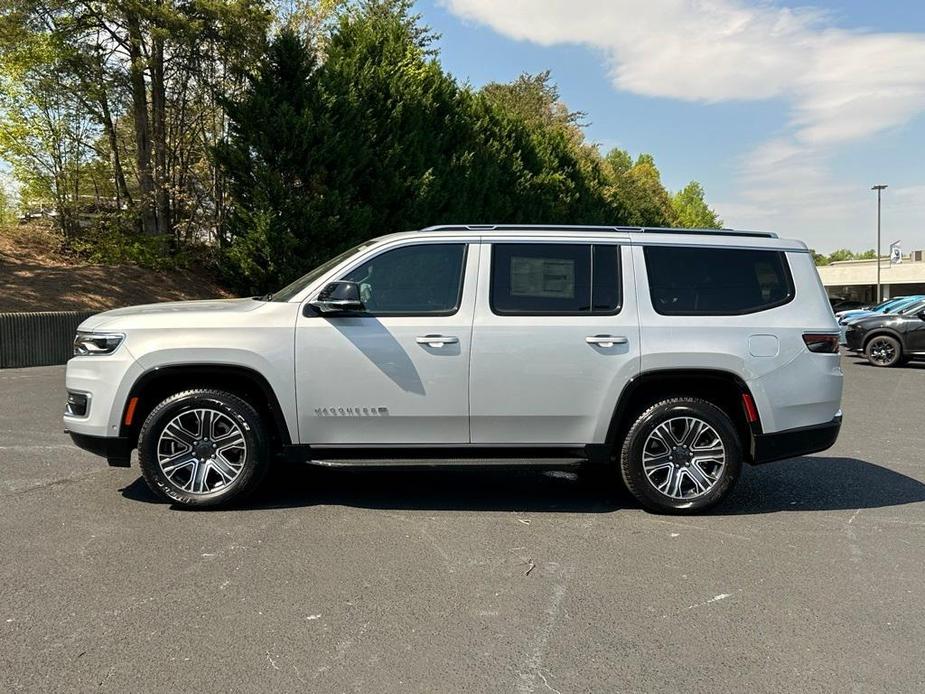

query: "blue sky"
left=418, top=0, right=925, bottom=253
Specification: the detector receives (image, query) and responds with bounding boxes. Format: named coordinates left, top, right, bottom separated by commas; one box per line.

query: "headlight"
left=73, top=331, right=124, bottom=356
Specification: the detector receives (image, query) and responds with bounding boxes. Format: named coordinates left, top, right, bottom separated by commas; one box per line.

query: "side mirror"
left=917, top=310, right=925, bottom=321
left=309, top=281, right=363, bottom=313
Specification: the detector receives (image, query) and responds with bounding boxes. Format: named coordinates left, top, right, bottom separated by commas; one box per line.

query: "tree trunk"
left=98, top=95, right=132, bottom=209
left=151, top=34, right=170, bottom=237
left=126, top=12, right=157, bottom=236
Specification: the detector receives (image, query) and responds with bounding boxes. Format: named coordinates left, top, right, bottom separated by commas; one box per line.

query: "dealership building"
left=817, top=250, right=925, bottom=303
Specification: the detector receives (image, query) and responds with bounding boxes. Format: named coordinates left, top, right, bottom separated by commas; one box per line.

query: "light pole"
left=872, top=184, right=888, bottom=303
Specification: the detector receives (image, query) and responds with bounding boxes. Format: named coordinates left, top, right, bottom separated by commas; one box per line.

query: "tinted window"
left=490, top=243, right=621, bottom=315
left=341, top=243, right=466, bottom=315
left=644, top=246, right=793, bottom=315
left=592, top=245, right=621, bottom=312
left=898, top=299, right=925, bottom=315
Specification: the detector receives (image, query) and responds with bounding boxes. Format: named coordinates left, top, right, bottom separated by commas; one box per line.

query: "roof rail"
left=419, top=224, right=778, bottom=239
left=638, top=226, right=778, bottom=239
left=419, top=224, right=622, bottom=233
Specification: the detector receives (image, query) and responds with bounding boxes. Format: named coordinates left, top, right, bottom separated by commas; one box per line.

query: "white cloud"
left=443, top=0, right=925, bottom=143
left=441, top=0, right=925, bottom=251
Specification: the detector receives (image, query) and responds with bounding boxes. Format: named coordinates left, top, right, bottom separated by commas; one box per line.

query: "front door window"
left=342, top=243, right=467, bottom=315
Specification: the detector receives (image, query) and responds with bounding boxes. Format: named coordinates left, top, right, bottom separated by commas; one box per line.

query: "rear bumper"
left=750, top=412, right=842, bottom=465
left=67, top=431, right=132, bottom=467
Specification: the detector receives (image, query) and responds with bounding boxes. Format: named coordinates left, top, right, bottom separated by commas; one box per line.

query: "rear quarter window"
left=643, top=246, right=794, bottom=316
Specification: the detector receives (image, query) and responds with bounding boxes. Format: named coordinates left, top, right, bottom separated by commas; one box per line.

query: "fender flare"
left=119, top=363, right=293, bottom=445
left=598, top=368, right=758, bottom=460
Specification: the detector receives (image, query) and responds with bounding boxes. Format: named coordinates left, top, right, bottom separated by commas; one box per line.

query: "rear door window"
left=490, top=243, right=622, bottom=315
left=643, top=246, right=794, bottom=315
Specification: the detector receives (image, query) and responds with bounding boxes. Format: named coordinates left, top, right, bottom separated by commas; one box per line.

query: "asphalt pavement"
left=1, top=356, right=924, bottom=693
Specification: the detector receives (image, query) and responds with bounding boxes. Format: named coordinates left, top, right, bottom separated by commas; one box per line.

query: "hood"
left=78, top=298, right=264, bottom=331
left=839, top=310, right=872, bottom=324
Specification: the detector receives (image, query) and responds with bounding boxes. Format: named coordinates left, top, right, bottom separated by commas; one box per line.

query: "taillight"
left=803, top=333, right=840, bottom=353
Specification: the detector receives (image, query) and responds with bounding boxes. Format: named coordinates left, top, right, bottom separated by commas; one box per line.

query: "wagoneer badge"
left=314, top=407, right=390, bottom=417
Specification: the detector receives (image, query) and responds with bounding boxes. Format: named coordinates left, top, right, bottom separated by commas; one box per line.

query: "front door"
left=295, top=240, right=478, bottom=445
left=469, top=241, right=640, bottom=444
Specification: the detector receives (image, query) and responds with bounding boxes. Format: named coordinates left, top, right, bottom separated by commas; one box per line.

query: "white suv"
left=64, top=225, right=843, bottom=513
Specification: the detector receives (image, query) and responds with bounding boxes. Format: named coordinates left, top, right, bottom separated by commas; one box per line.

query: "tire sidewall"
left=621, top=400, right=742, bottom=513
left=865, top=335, right=901, bottom=367
left=138, top=391, right=267, bottom=507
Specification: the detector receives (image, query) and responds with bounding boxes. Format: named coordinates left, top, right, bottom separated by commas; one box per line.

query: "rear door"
left=469, top=239, right=640, bottom=444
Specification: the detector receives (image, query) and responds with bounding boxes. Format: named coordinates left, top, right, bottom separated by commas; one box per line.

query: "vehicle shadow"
left=120, top=455, right=925, bottom=515
left=120, top=465, right=623, bottom=513
left=714, top=456, right=925, bottom=514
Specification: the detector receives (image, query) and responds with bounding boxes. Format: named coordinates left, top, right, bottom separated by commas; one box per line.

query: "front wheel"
left=620, top=397, right=742, bottom=514
left=865, top=335, right=902, bottom=367
left=138, top=389, right=269, bottom=508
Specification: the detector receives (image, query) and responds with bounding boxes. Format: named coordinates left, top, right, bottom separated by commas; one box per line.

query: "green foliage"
left=827, top=249, right=855, bottom=263
left=3, top=0, right=722, bottom=290
left=482, top=71, right=584, bottom=135
left=0, top=22, right=92, bottom=236
left=602, top=149, right=676, bottom=226
left=70, top=231, right=170, bottom=270
left=68, top=218, right=213, bottom=271
left=217, top=2, right=640, bottom=293
left=810, top=249, right=829, bottom=266
left=671, top=181, right=722, bottom=229
left=813, top=248, right=878, bottom=266
left=604, top=148, right=633, bottom=175
left=0, top=0, right=271, bottom=242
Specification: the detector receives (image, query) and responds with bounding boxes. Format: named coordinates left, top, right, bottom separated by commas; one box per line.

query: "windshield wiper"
left=253, top=293, right=274, bottom=301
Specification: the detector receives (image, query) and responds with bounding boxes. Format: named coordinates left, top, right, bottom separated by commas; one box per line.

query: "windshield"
left=269, top=240, right=378, bottom=302
left=874, top=298, right=905, bottom=312
left=870, top=299, right=897, bottom=312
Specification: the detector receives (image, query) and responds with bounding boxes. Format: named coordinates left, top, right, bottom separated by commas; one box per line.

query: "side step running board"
left=310, top=457, right=588, bottom=468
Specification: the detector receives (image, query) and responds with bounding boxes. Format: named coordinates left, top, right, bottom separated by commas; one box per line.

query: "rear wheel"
left=138, top=389, right=269, bottom=508
left=620, top=397, right=742, bottom=514
left=865, top=335, right=902, bottom=367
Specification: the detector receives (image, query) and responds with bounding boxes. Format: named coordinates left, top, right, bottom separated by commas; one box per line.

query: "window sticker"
left=510, top=257, right=575, bottom=299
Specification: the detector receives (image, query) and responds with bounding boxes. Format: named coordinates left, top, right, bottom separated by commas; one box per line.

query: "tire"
left=864, top=335, right=902, bottom=367
left=620, top=397, right=742, bottom=514
left=138, top=389, right=269, bottom=508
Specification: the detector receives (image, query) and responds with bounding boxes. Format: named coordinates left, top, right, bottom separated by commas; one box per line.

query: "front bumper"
left=67, top=431, right=132, bottom=467
left=63, top=349, right=143, bottom=439
left=750, top=412, right=842, bottom=465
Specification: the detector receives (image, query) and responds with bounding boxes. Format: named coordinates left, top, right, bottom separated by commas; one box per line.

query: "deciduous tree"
left=671, top=180, right=722, bottom=229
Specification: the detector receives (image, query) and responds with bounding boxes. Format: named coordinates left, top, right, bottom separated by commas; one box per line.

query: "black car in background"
left=845, top=299, right=925, bottom=367
left=830, top=297, right=866, bottom=312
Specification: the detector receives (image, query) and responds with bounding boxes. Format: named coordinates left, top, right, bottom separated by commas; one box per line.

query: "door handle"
left=416, top=334, right=459, bottom=348
left=585, top=335, right=628, bottom=348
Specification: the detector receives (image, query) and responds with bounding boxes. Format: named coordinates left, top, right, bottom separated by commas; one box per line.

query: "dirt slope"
left=0, top=224, right=233, bottom=313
